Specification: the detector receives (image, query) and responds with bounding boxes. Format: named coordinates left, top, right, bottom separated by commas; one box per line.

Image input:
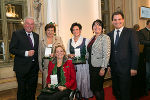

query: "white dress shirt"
left=114, top=27, right=124, bottom=44
left=25, top=32, right=35, bottom=56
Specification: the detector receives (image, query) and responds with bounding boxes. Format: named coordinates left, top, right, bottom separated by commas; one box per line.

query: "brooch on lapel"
left=66, top=66, right=69, bottom=68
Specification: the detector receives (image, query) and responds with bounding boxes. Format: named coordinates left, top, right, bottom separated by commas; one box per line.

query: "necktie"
left=115, top=30, right=120, bottom=46
left=27, top=34, right=33, bottom=48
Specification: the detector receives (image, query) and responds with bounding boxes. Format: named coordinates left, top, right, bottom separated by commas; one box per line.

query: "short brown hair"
left=112, top=11, right=124, bottom=21
left=92, top=19, right=104, bottom=30
left=133, top=24, right=140, bottom=31
left=45, top=24, right=56, bottom=32
left=146, top=20, right=150, bottom=25
left=70, top=22, right=82, bottom=34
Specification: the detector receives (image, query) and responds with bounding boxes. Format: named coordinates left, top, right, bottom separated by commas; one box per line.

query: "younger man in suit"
left=9, top=17, right=39, bottom=100
left=107, top=11, right=139, bottom=100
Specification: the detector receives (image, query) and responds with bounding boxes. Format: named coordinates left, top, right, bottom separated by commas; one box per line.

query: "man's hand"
left=28, top=50, right=35, bottom=56
left=130, top=69, right=137, bottom=76
left=39, top=68, right=43, bottom=72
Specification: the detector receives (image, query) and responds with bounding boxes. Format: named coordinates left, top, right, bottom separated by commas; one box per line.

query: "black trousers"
left=16, top=62, right=38, bottom=100
left=37, top=89, right=71, bottom=100
left=111, top=72, right=131, bottom=100
left=89, top=64, right=106, bottom=100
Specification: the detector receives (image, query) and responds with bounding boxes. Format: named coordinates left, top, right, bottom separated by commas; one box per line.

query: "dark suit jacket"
left=107, top=27, right=139, bottom=75
left=9, top=29, right=39, bottom=74
left=138, top=27, right=150, bottom=62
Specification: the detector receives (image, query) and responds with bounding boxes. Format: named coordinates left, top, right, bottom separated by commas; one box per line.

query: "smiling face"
left=55, top=47, right=65, bottom=59
left=112, top=14, right=124, bottom=29
left=23, top=18, right=34, bottom=33
left=92, top=22, right=103, bottom=34
left=72, top=26, right=81, bottom=37
left=46, top=28, right=55, bottom=38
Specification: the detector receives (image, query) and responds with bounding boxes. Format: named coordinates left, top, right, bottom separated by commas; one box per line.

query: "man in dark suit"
left=9, top=17, right=39, bottom=100
left=138, top=20, right=150, bottom=95
left=107, top=12, right=139, bottom=100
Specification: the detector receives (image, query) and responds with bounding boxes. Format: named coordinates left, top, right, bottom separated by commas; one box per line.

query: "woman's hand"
left=99, top=68, right=105, bottom=76
left=107, top=67, right=111, bottom=75
left=68, top=54, right=75, bottom=59
left=47, top=84, right=51, bottom=88
left=39, top=68, right=43, bottom=72
left=49, top=53, right=54, bottom=57
left=58, top=86, right=67, bottom=91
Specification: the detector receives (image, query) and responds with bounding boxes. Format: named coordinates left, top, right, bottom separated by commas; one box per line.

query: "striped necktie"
left=27, top=34, right=33, bottom=48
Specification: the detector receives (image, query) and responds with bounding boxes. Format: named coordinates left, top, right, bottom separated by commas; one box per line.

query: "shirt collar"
left=146, top=27, right=150, bottom=31
left=26, top=32, right=33, bottom=35
left=71, top=35, right=83, bottom=48
left=115, top=26, right=124, bottom=33
left=72, top=35, right=82, bottom=41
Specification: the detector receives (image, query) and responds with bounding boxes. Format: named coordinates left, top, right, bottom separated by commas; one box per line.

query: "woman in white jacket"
left=87, top=19, right=111, bottom=100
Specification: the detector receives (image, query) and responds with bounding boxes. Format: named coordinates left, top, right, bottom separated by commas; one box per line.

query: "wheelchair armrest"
left=69, top=89, right=81, bottom=100
left=69, top=90, right=76, bottom=100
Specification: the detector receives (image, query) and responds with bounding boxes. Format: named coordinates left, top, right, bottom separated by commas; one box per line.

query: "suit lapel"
left=52, top=36, right=57, bottom=46
left=110, top=30, right=115, bottom=47
left=22, top=30, right=33, bottom=48
left=92, top=34, right=103, bottom=49
left=33, top=32, right=38, bottom=48
left=23, top=29, right=37, bottom=49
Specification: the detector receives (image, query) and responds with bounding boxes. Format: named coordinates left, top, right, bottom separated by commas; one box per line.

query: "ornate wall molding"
left=26, top=0, right=43, bottom=38
left=109, top=0, right=139, bottom=29
left=33, top=0, right=43, bottom=39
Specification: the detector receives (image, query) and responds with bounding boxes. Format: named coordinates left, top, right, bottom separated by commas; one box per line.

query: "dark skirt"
left=37, top=89, right=71, bottom=100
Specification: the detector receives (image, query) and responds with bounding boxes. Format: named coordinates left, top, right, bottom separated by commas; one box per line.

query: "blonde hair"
left=53, top=45, right=66, bottom=56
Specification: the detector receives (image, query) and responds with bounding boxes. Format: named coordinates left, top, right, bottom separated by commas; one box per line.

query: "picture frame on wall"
left=140, top=6, right=150, bottom=19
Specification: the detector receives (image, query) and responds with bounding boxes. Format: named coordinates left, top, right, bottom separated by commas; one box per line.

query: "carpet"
left=88, top=86, right=150, bottom=100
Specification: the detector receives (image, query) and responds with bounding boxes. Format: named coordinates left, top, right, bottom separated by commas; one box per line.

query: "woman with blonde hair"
left=37, top=45, right=77, bottom=100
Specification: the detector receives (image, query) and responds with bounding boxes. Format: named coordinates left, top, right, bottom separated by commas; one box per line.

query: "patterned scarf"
left=52, top=57, right=66, bottom=86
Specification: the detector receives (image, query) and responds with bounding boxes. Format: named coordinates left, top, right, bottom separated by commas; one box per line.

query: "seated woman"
left=37, top=45, right=77, bottom=100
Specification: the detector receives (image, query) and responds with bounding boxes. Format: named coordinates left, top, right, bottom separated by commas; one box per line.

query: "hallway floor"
left=0, top=84, right=42, bottom=100
left=0, top=81, right=112, bottom=100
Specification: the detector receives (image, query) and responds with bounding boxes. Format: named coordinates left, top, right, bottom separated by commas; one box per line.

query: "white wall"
left=47, top=0, right=101, bottom=48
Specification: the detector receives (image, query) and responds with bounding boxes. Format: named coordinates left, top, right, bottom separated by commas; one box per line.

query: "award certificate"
left=50, top=75, right=58, bottom=85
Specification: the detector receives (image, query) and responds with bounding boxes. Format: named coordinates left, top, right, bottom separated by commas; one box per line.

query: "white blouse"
left=66, top=35, right=89, bottom=55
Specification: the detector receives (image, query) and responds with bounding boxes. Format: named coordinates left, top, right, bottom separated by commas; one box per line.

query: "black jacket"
left=107, top=27, right=139, bottom=74
left=138, top=27, right=150, bottom=62
left=9, top=29, right=39, bottom=74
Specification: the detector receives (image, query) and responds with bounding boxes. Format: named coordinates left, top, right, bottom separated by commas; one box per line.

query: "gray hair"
left=23, top=16, right=35, bottom=24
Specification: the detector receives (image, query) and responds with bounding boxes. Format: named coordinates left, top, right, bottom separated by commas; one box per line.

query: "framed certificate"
left=140, top=6, right=150, bottom=19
